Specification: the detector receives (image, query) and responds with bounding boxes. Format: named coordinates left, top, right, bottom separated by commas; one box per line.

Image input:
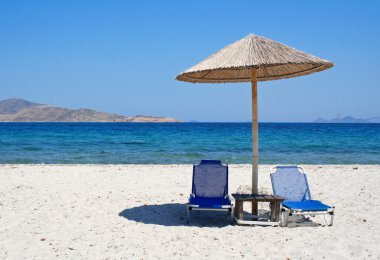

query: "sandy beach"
left=0, top=164, right=379, bottom=259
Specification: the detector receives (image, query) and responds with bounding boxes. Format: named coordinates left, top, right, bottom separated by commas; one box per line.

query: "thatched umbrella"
left=176, top=34, right=333, bottom=194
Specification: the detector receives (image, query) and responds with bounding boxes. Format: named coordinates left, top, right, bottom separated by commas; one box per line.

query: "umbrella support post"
left=175, top=35, right=334, bottom=216
left=251, top=69, right=259, bottom=214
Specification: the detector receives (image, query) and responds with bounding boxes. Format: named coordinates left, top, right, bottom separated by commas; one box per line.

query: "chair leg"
left=186, top=205, right=191, bottom=224
left=330, top=207, right=335, bottom=226
left=282, top=208, right=290, bottom=227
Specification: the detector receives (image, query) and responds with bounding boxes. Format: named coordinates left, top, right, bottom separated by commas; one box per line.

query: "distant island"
left=0, top=98, right=180, bottom=122
left=313, top=116, right=380, bottom=123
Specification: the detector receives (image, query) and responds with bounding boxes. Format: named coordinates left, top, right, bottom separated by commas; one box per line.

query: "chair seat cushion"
left=282, top=200, right=332, bottom=211
left=189, top=196, right=232, bottom=209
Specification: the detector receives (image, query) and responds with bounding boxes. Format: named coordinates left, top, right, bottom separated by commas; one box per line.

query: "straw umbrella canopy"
left=176, top=34, right=333, bottom=194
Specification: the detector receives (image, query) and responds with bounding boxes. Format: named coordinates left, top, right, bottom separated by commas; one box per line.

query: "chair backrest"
left=270, top=166, right=311, bottom=201
left=192, top=160, right=228, bottom=198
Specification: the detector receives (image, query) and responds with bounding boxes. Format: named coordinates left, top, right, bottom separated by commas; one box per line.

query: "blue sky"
left=0, top=0, right=379, bottom=122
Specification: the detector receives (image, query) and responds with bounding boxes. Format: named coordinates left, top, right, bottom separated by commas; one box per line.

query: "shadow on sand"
left=118, top=203, right=231, bottom=227
left=119, top=204, right=322, bottom=228
left=286, top=215, right=322, bottom=228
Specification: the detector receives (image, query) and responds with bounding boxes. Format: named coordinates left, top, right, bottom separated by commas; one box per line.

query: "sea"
left=0, top=123, right=379, bottom=164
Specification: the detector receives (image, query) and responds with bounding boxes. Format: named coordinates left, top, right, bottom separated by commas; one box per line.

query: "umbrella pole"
left=251, top=69, right=258, bottom=194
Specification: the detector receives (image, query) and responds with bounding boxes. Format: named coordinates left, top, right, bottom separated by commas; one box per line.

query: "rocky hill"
left=0, top=98, right=41, bottom=114
left=0, top=98, right=179, bottom=122
left=313, top=116, right=379, bottom=123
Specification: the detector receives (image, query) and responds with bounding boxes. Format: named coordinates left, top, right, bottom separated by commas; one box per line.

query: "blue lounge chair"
left=270, top=166, right=335, bottom=226
left=187, top=160, right=232, bottom=223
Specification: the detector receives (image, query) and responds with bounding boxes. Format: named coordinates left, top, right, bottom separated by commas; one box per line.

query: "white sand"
left=0, top=164, right=379, bottom=259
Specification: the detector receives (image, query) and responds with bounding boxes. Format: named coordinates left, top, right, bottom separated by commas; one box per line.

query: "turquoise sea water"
left=0, top=123, right=379, bottom=164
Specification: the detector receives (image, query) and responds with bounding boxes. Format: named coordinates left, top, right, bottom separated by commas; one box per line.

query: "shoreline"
left=1, top=164, right=379, bottom=259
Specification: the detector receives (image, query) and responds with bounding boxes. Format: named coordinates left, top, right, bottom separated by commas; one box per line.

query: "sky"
left=0, top=0, right=379, bottom=122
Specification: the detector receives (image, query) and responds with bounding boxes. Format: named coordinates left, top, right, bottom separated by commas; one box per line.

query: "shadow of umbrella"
left=119, top=203, right=231, bottom=227
left=286, top=215, right=322, bottom=228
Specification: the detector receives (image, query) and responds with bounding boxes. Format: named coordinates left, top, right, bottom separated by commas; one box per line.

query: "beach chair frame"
left=280, top=205, right=335, bottom=227
left=187, top=160, right=233, bottom=223
left=271, top=166, right=335, bottom=226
